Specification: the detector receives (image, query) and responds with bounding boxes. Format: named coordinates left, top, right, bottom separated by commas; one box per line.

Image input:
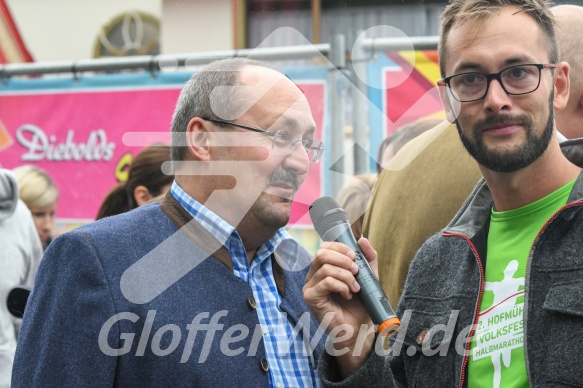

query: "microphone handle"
left=353, top=251, right=396, bottom=325
left=322, top=224, right=400, bottom=334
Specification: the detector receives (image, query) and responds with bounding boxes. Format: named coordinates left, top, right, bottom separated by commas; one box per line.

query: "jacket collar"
left=158, top=191, right=286, bottom=295
left=444, top=137, right=583, bottom=239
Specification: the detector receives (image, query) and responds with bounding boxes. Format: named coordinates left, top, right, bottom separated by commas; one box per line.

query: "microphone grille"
left=309, top=196, right=349, bottom=239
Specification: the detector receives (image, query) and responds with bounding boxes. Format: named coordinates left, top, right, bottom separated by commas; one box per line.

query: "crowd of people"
left=2, top=0, right=583, bottom=386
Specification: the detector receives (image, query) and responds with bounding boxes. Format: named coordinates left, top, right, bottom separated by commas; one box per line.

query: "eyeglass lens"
left=448, top=64, right=542, bottom=102
left=272, top=130, right=323, bottom=163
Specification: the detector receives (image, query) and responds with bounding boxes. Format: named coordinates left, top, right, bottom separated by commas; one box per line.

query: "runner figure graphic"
left=479, top=260, right=524, bottom=388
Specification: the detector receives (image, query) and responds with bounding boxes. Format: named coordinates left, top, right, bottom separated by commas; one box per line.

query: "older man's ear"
left=186, top=118, right=212, bottom=162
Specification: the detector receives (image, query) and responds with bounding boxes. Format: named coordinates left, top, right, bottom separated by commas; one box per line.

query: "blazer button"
left=260, top=357, right=269, bottom=372
left=247, top=295, right=257, bottom=309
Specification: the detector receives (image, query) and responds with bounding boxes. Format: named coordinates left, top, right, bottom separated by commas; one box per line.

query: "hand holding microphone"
left=308, top=196, right=400, bottom=336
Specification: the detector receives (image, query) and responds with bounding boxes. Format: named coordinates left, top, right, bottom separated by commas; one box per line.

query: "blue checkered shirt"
left=171, top=181, right=321, bottom=387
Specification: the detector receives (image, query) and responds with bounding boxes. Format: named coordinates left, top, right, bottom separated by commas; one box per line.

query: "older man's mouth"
left=266, top=180, right=297, bottom=199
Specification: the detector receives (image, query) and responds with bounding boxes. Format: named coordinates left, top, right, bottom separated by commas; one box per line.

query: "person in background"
left=364, top=120, right=483, bottom=307
left=0, top=169, right=42, bottom=388
left=551, top=4, right=583, bottom=140
left=336, top=174, right=378, bottom=239
left=375, top=133, right=398, bottom=174
left=96, top=143, right=174, bottom=219
left=12, top=165, right=59, bottom=250
left=376, top=117, right=442, bottom=173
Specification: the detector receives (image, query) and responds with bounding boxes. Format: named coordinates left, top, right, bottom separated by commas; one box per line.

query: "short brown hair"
left=439, top=0, right=558, bottom=76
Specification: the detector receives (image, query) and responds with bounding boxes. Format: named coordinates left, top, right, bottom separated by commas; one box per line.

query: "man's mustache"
left=268, top=168, right=301, bottom=191
left=472, top=114, right=531, bottom=133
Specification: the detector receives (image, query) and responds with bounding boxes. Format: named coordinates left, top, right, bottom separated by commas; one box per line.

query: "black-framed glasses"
left=441, top=63, right=556, bottom=102
left=202, top=117, right=325, bottom=163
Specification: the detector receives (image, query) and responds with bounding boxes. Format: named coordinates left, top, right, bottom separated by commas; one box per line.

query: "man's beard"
left=456, top=94, right=555, bottom=173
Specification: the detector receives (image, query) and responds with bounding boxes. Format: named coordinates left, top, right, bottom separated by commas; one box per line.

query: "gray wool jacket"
left=319, top=138, right=583, bottom=387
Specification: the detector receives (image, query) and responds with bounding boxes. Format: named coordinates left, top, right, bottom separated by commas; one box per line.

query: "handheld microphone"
left=309, top=196, right=400, bottom=336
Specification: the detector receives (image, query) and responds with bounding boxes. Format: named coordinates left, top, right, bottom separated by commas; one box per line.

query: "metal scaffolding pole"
left=0, top=37, right=437, bottom=79
left=361, top=36, right=439, bottom=52
left=351, top=30, right=370, bottom=176
left=0, top=44, right=331, bottom=77
left=329, top=34, right=346, bottom=197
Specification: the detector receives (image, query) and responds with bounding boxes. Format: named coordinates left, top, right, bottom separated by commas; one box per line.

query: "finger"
left=306, top=263, right=360, bottom=294
left=319, top=241, right=356, bottom=258
left=306, top=247, right=358, bottom=282
left=304, top=274, right=355, bottom=303
left=357, top=237, right=377, bottom=263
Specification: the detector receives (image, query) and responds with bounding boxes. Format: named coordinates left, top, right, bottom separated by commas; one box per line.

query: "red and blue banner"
left=368, top=50, right=445, bottom=162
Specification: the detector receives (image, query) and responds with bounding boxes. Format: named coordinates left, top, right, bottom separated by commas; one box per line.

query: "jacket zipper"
left=444, top=199, right=583, bottom=387
left=442, top=232, right=484, bottom=388
left=522, top=199, right=583, bottom=383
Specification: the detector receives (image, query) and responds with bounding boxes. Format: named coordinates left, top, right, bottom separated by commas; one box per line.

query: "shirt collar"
left=170, top=180, right=294, bottom=265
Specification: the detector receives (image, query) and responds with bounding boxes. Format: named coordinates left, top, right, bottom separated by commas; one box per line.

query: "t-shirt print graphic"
left=473, top=260, right=525, bottom=388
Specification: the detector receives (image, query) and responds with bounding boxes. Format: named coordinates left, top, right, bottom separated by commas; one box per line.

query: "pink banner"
left=0, top=80, right=325, bottom=227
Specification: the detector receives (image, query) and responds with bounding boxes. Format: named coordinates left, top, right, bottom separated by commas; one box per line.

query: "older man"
left=306, top=0, right=583, bottom=386
left=13, top=58, right=325, bottom=387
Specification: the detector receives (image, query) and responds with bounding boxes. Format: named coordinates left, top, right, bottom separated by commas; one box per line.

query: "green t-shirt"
left=467, top=179, right=576, bottom=388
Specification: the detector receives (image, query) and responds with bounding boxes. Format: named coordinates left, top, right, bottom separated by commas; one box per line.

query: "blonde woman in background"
left=12, top=165, right=59, bottom=250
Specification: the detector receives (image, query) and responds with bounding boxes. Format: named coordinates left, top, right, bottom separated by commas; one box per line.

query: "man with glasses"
left=364, top=2, right=583, bottom=322
left=305, top=0, right=583, bottom=386
left=13, top=58, right=326, bottom=387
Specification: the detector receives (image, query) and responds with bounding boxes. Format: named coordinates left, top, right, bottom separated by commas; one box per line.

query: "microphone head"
left=309, top=196, right=350, bottom=238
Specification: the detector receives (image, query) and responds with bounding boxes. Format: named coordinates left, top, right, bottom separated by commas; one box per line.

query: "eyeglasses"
left=202, top=118, right=325, bottom=163
left=441, top=63, right=556, bottom=102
